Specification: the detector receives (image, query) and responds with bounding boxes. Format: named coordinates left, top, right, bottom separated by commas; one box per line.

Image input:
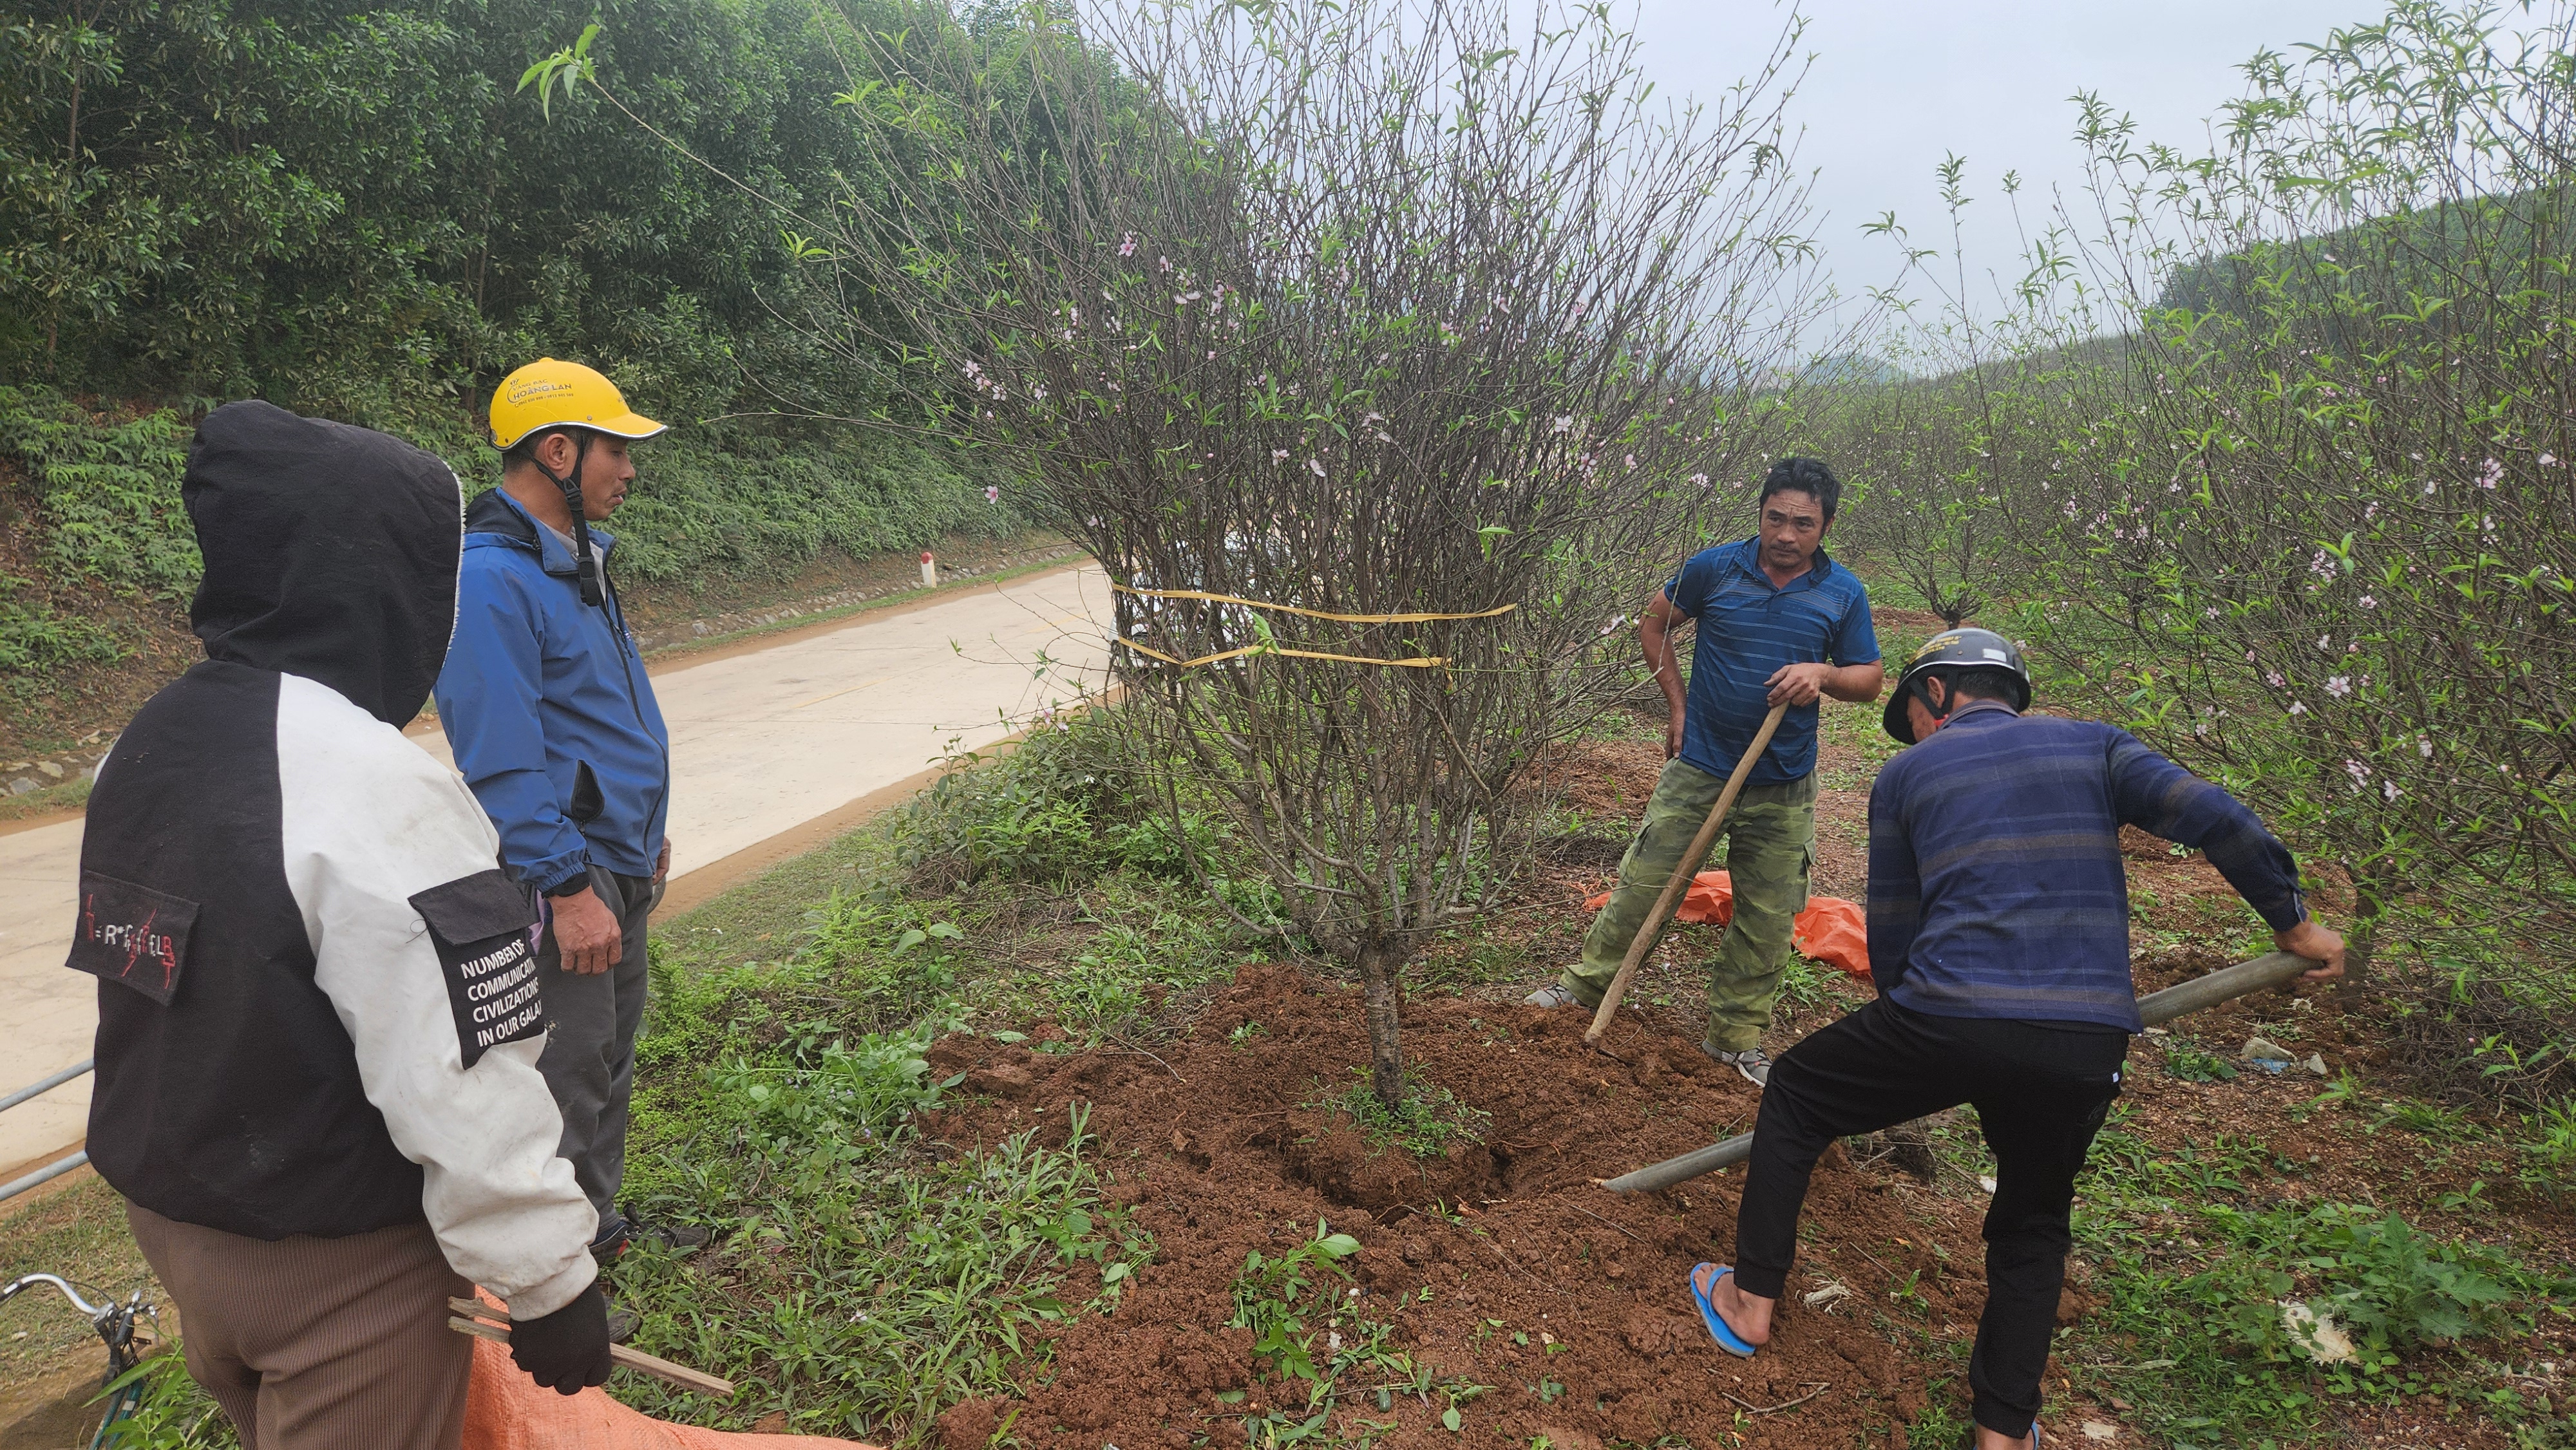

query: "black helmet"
left=1882, top=627, right=2032, bottom=744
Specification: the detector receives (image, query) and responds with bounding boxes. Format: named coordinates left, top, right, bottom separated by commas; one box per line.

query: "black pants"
left=1733, top=997, right=2127, bottom=1439
left=534, top=865, right=656, bottom=1241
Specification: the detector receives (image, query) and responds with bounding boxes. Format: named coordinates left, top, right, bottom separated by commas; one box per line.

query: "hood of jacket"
left=184, top=400, right=463, bottom=726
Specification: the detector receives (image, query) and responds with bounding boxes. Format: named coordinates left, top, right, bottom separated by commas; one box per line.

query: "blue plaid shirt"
left=1866, top=701, right=2309, bottom=1030
left=1665, top=538, right=1879, bottom=785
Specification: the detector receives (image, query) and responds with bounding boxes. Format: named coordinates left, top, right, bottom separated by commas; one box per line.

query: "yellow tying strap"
left=1111, top=583, right=1515, bottom=625
left=1115, top=637, right=1449, bottom=669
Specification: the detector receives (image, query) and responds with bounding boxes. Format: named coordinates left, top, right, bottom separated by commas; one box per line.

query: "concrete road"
left=0, top=564, right=1110, bottom=1171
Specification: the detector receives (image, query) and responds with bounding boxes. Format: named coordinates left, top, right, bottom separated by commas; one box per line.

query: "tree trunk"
left=2344, top=858, right=2394, bottom=992
left=1356, top=940, right=1406, bottom=1109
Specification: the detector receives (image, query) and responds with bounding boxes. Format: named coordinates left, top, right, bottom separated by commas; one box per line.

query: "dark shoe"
left=601, top=1287, right=641, bottom=1345
left=619, top=1210, right=710, bottom=1256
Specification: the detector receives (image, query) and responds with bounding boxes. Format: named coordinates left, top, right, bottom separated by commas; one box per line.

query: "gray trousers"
left=535, top=865, right=656, bottom=1240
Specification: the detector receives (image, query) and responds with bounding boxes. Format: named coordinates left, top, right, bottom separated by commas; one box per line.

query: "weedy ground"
left=4, top=612, right=2570, bottom=1450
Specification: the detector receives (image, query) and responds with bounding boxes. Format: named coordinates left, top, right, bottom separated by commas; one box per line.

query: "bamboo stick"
left=1594, top=950, right=2322, bottom=1194
left=1584, top=701, right=1791, bottom=1050
left=446, top=1297, right=734, bottom=1397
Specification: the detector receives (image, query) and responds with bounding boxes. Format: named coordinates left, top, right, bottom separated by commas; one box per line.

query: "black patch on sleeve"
left=67, top=872, right=199, bottom=1005
left=411, top=870, right=544, bottom=1069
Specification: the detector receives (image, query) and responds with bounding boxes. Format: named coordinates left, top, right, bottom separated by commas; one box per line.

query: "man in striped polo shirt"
left=1528, top=457, right=1884, bottom=1085
left=1690, top=628, right=2345, bottom=1450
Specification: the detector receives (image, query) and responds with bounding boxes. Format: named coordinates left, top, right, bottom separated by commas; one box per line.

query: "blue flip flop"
left=1688, top=1262, right=1758, bottom=1357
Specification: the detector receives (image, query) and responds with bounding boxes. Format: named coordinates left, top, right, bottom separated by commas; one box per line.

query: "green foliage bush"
left=0, top=388, right=197, bottom=599
left=795, top=897, right=969, bottom=1026
left=1227, top=1222, right=1361, bottom=1384
left=0, top=381, right=1028, bottom=693
left=889, top=710, right=1213, bottom=888
left=2186, top=1201, right=2558, bottom=1375
left=0, top=0, right=896, bottom=416
left=0, top=576, right=122, bottom=675
left=1815, top=1, right=2576, bottom=1098
left=1, top=0, right=1046, bottom=700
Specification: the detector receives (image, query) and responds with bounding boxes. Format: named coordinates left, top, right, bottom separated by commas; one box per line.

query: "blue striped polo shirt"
left=1866, top=702, right=2307, bottom=1029
left=1665, top=537, right=1879, bottom=785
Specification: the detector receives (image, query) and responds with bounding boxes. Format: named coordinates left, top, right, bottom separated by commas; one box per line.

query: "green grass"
left=607, top=721, right=1281, bottom=1441
left=621, top=901, right=1164, bottom=1441
left=0, top=769, right=91, bottom=822
left=0, top=1176, right=158, bottom=1386
left=1309, top=1071, right=1493, bottom=1157
left=2064, top=1118, right=2571, bottom=1449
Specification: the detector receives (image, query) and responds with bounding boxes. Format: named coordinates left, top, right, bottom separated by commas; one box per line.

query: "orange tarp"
left=1582, top=871, right=1872, bottom=979
left=462, top=1294, right=876, bottom=1450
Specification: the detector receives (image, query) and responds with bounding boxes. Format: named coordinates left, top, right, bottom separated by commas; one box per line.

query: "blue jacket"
left=435, top=489, right=669, bottom=893
left=1866, top=700, right=2306, bottom=1031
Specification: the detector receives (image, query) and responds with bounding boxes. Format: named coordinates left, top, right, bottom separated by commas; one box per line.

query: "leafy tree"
left=0, top=0, right=889, bottom=425
left=790, top=0, right=1824, bottom=1107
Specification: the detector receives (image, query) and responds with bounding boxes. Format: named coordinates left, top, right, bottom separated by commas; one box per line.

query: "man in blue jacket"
left=437, top=359, right=694, bottom=1299
left=1688, top=628, right=2345, bottom=1450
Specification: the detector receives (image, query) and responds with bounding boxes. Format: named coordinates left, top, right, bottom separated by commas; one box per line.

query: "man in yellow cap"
left=435, top=361, right=699, bottom=1335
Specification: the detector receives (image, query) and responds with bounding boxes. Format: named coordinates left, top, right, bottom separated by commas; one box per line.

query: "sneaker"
left=1523, top=982, right=1580, bottom=1009
left=1701, top=1042, right=1772, bottom=1088
left=602, top=1288, right=641, bottom=1344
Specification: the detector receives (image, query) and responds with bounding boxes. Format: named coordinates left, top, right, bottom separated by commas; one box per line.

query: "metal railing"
left=0, top=1057, right=93, bottom=1203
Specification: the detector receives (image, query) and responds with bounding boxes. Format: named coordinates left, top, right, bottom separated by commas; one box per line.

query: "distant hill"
left=1799, top=353, right=1907, bottom=386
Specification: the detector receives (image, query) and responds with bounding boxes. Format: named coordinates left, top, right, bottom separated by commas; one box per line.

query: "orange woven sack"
left=462, top=1295, right=876, bottom=1450
left=1582, top=870, right=1736, bottom=925
left=1790, top=895, right=1871, bottom=979
left=1582, top=872, right=1871, bottom=979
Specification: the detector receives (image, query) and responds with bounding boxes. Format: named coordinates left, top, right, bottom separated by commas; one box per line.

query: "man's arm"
left=440, top=569, right=591, bottom=892
left=278, top=677, right=598, bottom=1318
left=1864, top=767, right=1922, bottom=995
left=2107, top=730, right=2347, bottom=979
left=1640, top=585, right=1690, bottom=760
left=438, top=566, right=621, bottom=973
left=1767, top=582, right=1886, bottom=706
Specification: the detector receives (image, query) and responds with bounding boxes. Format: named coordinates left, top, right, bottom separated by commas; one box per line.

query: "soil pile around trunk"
left=922, top=963, right=1989, bottom=1449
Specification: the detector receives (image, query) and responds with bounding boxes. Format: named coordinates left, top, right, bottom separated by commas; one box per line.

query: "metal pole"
left=0, top=1151, right=90, bottom=1204
left=1597, top=952, right=2317, bottom=1194
left=0, top=1058, right=93, bottom=1115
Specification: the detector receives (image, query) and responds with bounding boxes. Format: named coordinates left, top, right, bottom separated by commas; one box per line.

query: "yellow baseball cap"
left=488, top=358, right=667, bottom=449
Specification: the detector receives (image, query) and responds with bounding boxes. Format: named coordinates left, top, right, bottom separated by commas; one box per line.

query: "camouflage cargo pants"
left=1558, top=758, right=1817, bottom=1053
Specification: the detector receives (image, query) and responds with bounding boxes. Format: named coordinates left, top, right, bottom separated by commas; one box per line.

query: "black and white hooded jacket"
left=75, top=400, right=597, bottom=1319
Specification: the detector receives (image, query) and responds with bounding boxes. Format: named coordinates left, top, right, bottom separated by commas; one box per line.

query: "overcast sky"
left=1627, top=0, right=2394, bottom=344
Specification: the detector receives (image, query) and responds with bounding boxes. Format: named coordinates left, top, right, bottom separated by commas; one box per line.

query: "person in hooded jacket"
left=75, top=401, right=611, bottom=1447
left=433, top=359, right=697, bottom=1303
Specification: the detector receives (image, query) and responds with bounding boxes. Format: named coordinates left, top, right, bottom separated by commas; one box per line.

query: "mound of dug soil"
left=921, top=964, right=1999, bottom=1449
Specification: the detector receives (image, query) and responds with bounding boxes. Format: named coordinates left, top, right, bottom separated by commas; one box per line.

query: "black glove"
left=509, top=1285, right=611, bottom=1395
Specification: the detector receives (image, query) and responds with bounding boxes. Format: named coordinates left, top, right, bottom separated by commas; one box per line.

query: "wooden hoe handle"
left=1584, top=701, right=1791, bottom=1049
left=446, top=1297, right=735, bottom=1398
